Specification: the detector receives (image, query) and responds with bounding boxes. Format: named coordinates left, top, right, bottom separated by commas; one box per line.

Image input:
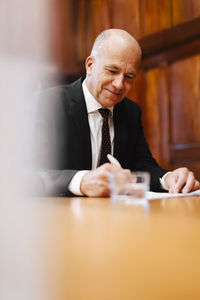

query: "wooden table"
left=31, top=195, right=200, bottom=299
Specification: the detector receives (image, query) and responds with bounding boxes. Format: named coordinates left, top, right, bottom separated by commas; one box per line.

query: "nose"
left=112, top=75, right=124, bottom=90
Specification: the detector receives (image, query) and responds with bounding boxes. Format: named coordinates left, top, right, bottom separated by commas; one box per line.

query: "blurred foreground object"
left=0, top=0, right=55, bottom=299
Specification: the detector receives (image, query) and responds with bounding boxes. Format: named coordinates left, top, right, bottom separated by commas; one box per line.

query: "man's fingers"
left=80, top=163, right=132, bottom=197
left=194, top=180, right=200, bottom=190
left=168, top=176, right=178, bottom=193
left=182, top=179, right=200, bottom=193
left=182, top=171, right=195, bottom=193
left=168, top=174, right=183, bottom=193
left=167, top=168, right=190, bottom=193
left=167, top=168, right=199, bottom=194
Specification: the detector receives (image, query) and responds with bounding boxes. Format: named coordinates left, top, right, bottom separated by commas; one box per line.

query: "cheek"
left=97, top=76, right=106, bottom=91
left=101, top=74, right=113, bottom=88
left=124, top=83, right=133, bottom=94
left=92, top=73, right=100, bottom=92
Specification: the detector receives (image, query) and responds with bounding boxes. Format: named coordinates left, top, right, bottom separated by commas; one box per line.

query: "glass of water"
left=109, top=171, right=150, bottom=202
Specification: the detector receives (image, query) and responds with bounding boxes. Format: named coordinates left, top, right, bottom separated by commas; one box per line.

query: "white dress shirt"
left=82, top=80, right=114, bottom=169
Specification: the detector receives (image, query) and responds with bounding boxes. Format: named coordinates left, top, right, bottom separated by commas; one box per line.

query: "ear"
left=85, top=56, right=94, bottom=76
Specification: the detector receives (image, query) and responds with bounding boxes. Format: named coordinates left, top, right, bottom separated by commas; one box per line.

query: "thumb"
left=164, top=173, right=179, bottom=193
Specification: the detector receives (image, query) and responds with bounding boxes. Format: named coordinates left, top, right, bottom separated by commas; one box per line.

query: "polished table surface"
left=32, top=195, right=200, bottom=299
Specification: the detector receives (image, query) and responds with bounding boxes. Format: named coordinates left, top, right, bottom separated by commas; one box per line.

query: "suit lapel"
left=113, top=101, right=129, bottom=166
left=69, top=78, right=92, bottom=169
left=67, top=78, right=129, bottom=170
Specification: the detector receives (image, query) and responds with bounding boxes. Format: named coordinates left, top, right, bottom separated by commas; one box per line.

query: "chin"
left=101, top=97, right=122, bottom=108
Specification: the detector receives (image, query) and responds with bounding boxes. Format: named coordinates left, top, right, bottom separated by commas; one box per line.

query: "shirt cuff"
left=68, top=170, right=89, bottom=195
left=159, top=171, right=172, bottom=191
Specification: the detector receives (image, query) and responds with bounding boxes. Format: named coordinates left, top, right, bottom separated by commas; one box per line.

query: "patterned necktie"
left=98, top=108, right=111, bottom=166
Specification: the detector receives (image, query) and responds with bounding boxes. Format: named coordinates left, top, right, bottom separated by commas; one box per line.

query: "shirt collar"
left=82, top=80, right=113, bottom=115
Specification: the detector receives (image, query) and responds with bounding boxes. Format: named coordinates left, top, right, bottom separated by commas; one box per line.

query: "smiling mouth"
left=106, top=89, right=121, bottom=96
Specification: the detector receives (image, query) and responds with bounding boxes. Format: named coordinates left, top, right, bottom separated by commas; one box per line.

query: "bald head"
left=85, top=28, right=141, bottom=108
left=90, top=28, right=141, bottom=59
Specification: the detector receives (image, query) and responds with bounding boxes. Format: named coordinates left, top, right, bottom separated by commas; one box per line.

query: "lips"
left=106, top=88, right=121, bottom=96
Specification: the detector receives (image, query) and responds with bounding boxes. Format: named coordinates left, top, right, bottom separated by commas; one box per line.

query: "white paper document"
left=147, top=190, right=200, bottom=200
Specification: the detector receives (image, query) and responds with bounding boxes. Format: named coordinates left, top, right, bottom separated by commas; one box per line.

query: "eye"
left=105, top=68, right=117, bottom=74
left=108, top=69, right=116, bottom=74
left=125, top=75, right=135, bottom=81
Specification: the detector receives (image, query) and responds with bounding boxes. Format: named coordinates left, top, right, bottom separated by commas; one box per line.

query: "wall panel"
left=141, top=64, right=171, bottom=169
left=172, top=0, right=200, bottom=25
left=143, top=68, right=163, bottom=163
left=143, top=0, right=172, bottom=35
left=140, top=19, right=200, bottom=180
left=75, top=0, right=111, bottom=64
left=168, top=54, right=200, bottom=179
left=111, top=0, right=142, bottom=39
left=170, top=55, right=200, bottom=145
left=48, top=0, right=80, bottom=74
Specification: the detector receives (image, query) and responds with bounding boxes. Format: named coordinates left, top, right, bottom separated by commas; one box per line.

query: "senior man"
left=33, top=28, right=200, bottom=196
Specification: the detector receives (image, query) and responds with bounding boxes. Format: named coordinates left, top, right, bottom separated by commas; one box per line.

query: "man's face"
left=85, top=40, right=141, bottom=107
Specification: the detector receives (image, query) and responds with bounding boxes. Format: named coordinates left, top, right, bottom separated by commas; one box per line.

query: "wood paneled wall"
left=138, top=16, right=200, bottom=180
left=47, top=0, right=200, bottom=179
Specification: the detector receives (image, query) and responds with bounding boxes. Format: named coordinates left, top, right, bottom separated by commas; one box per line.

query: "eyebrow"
left=106, top=64, right=119, bottom=70
left=105, top=64, right=137, bottom=77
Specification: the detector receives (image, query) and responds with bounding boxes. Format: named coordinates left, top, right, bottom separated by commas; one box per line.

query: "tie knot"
left=98, top=108, right=110, bottom=119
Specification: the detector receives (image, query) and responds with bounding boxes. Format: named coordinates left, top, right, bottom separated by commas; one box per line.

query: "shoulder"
left=33, top=77, right=85, bottom=111
left=39, top=76, right=84, bottom=99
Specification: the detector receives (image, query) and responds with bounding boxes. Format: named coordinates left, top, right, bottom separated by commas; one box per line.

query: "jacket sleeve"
left=130, top=104, right=169, bottom=192
left=23, top=88, right=80, bottom=197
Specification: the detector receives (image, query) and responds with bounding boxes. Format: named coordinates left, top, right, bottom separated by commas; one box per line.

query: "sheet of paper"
left=147, top=190, right=200, bottom=200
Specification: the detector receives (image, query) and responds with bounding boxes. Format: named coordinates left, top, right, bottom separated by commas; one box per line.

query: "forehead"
left=97, top=39, right=141, bottom=72
left=98, top=51, right=140, bottom=74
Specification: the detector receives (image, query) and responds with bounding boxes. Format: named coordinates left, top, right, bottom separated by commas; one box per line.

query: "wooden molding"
left=141, top=40, right=200, bottom=69
left=170, top=143, right=200, bottom=163
left=139, top=17, right=200, bottom=58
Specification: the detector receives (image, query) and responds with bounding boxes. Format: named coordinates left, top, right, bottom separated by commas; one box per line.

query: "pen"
left=107, top=154, right=122, bottom=168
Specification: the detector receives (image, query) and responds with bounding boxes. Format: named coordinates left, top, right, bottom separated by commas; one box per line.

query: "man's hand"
left=164, top=167, right=200, bottom=193
left=80, top=163, right=131, bottom=197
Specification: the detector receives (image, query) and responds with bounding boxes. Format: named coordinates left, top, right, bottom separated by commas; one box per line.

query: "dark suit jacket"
left=31, top=77, right=168, bottom=196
